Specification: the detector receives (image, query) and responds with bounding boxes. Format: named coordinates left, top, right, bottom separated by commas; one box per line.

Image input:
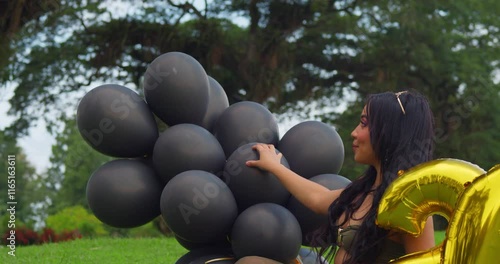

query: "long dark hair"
left=312, top=90, right=435, bottom=263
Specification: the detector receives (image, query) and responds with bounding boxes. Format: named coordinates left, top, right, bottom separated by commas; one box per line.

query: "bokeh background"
left=0, top=0, right=498, bottom=260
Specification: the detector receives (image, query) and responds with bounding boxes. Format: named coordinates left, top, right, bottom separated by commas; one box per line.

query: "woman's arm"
left=402, top=216, right=435, bottom=253
left=246, top=144, right=342, bottom=215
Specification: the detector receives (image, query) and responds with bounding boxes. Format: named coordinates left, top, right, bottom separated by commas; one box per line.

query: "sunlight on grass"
left=0, top=237, right=188, bottom=264
left=1, top=231, right=449, bottom=263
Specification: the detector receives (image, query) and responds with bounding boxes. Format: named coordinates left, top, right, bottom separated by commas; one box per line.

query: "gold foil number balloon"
left=376, top=159, right=488, bottom=263
left=442, top=164, right=500, bottom=263
left=377, top=159, right=485, bottom=235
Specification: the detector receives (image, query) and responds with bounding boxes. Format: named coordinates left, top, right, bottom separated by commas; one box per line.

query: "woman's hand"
left=246, top=143, right=340, bottom=215
left=245, top=144, right=283, bottom=173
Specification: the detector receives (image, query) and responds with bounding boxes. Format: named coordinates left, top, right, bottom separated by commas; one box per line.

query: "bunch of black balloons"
left=77, top=51, right=348, bottom=264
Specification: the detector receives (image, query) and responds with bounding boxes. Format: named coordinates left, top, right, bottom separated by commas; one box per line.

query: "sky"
left=0, top=85, right=56, bottom=173
left=3, top=1, right=496, bottom=174
left=0, top=77, right=352, bottom=175
left=0, top=84, right=347, bottom=174
left=0, top=0, right=220, bottom=174
left=0, top=92, right=332, bottom=174
left=0, top=0, right=275, bottom=174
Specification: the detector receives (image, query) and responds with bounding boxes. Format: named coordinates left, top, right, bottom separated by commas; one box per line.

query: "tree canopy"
left=0, top=0, right=499, bottom=216
left=0, top=131, right=39, bottom=230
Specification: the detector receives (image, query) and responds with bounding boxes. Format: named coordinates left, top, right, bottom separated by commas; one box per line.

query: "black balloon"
left=278, top=121, right=344, bottom=179
left=223, top=143, right=290, bottom=212
left=86, top=159, right=162, bottom=228
left=152, top=124, right=226, bottom=184
left=214, top=101, right=279, bottom=157
left=175, top=234, right=231, bottom=251
left=287, top=174, right=351, bottom=246
left=76, top=84, right=158, bottom=157
left=175, top=247, right=235, bottom=264
left=196, top=76, right=229, bottom=132
left=160, top=170, right=238, bottom=243
left=231, top=203, right=302, bottom=263
left=143, top=52, right=210, bottom=126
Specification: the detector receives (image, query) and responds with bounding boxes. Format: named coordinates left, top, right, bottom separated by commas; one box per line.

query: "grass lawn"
left=0, top=236, right=188, bottom=264
left=435, top=230, right=446, bottom=245
left=1, top=231, right=447, bottom=263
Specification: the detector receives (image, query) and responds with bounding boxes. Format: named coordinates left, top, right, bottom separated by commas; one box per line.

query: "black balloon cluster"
left=77, top=52, right=348, bottom=264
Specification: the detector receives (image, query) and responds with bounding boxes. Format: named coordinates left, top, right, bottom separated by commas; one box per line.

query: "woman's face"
left=350, top=106, right=378, bottom=166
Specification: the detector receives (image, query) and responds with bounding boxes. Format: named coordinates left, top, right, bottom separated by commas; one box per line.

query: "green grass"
left=435, top=230, right=446, bottom=245
left=1, top=231, right=448, bottom=263
left=0, top=237, right=188, bottom=264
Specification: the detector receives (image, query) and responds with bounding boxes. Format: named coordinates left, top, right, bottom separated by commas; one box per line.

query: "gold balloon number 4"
left=377, top=159, right=500, bottom=263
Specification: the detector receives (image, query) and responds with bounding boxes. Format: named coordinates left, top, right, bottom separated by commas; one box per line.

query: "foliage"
left=41, top=228, right=82, bottom=243
left=2, top=226, right=39, bottom=246
left=0, top=0, right=61, bottom=74
left=0, top=1, right=499, bottom=220
left=1, top=1, right=498, bottom=162
left=0, top=131, right=41, bottom=230
left=44, top=205, right=108, bottom=237
left=2, top=1, right=496, bottom=132
left=45, top=117, right=112, bottom=214
left=1, top=226, right=81, bottom=246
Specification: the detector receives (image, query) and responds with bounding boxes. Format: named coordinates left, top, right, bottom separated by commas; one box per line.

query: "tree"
left=46, top=117, right=112, bottom=214
left=0, top=131, right=39, bottom=230
left=1, top=0, right=498, bottom=173
left=45, top=116, right=176, bottom=236
left=0, top=0, right=61, bottom=73
left=45, top=205, right=108, bottom=237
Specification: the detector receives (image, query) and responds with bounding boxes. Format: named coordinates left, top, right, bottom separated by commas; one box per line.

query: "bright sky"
left=0, top=0, right=253, bottom=174
left=0, top=0, right=222, bottom=174
left=0, top=86, right=344, bottom=174
left=0, top=85, right=55, bottom=173
left=2, top=1, right=496, bottom=174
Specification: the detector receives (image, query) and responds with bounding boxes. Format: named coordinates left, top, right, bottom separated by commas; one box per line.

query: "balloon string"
left=205, top=257, right=236, bottom=263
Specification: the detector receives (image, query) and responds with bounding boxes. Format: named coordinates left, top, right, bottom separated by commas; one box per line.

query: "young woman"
left=237, top=91, right=436, bottom=264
